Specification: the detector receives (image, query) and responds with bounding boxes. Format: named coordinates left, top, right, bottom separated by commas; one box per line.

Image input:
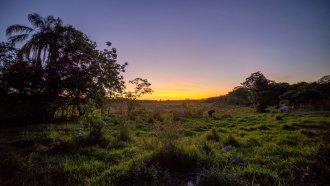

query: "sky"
left=1, top=0, right=330, bottom=100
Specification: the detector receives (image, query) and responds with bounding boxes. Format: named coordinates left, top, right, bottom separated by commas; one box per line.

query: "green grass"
left=0, top=105, right=329, bottom=185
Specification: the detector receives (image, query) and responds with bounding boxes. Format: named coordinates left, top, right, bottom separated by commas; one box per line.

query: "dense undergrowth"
left=0, top=105, right=329, bottom=185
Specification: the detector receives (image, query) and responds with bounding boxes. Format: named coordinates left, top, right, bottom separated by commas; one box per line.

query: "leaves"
left=1, top=14, right=128, bottom=122
left=6, top=25, right=33, bottom=37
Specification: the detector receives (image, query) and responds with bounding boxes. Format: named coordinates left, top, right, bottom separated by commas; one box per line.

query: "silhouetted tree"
left=223, top=86, right=251, bottom=106
left=267, top=82, right=290, bottom=106
left=241, top=71, right=274, bottom=112
left=124, top=78, right=153, bottom=115
left=318, top=75, right=330, bottom=84
left=280, top=80, right=330, bottom=110
left=0, top=14, right=127, bottom=123
left=6, top=13, right=62, bottom=68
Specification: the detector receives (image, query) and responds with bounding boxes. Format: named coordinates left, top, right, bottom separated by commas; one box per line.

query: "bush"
left=170, top=109, right=185, bottom=121
left=151, top=110, right=163, bottom=122
left=118, top=123, right=132, bottom=142
left=191, top=107, right=204, bottom=118
left=129, top=107, right=150, bottom=121
left=83, top=117, right=105, bottom=138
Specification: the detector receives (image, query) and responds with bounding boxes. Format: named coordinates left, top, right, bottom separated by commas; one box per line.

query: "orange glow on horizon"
left=137, top=87, right=230, bottom=100
left=125, top=79, right=234, bottom=100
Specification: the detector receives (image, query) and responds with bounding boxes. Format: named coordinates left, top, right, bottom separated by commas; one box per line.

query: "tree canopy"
left=217, top=71, right=330, bottom=112
left=0, top=13, right=127, bottom=123
left=241, top=71, right=274, bottom=112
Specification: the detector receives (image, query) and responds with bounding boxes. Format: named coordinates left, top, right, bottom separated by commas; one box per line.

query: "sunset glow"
left=1, top=0, right=329, bottom=100
left=140, top=87, right=223, bottom=100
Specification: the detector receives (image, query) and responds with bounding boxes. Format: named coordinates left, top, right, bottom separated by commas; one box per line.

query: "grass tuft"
left=206, top=128, right=220, bottom=141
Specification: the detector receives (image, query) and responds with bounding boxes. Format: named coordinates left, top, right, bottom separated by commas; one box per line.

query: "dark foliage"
left=0, top=13, right=127, bottom=123
left=214, top=72, right=330, bottom=112
left=241, top=71, right=274, bottom=112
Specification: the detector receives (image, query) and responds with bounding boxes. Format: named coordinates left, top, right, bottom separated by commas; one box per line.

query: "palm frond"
left=28, top=13, right=44, bottom=28
left=45, top=15, right=56, bottom=25
left=8, top=34, right=30, bottom=45
left=6, top=24, right=33, bottom=36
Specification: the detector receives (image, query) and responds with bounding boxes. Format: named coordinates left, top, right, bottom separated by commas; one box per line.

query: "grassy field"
left=1, top=101, right=329, bottom=185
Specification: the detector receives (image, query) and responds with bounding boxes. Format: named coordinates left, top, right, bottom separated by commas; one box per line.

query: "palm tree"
left=6, top=13, right=62, bottom=68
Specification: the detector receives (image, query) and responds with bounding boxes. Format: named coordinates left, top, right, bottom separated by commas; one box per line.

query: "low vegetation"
left=1, top=13, right=330, bottom=185
left=1, top=104, right=329, bottom=185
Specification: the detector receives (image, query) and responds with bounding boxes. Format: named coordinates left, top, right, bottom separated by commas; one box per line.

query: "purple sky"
left=1, top=0, right=329, bottom=99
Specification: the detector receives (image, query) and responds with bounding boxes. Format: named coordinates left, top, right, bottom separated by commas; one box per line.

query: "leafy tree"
left=318, top=75, right=330, bottom=84
left=124, top=78, right=153, bottom=115
left=241, top=71, right=274, bottom=112
left=267, top=82, right=290, bottom=105
left=0, top=14, right=127, bottom=123
left=6, top=13, right=62, bottom=68
left=222, top=86, right=250, bottom=106
left=280, top=80, right=330, bottom=110
left=0, top=42, right=17, bottom=67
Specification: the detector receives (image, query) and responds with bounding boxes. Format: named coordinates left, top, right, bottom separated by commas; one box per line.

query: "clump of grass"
left=220, top=114, right=232, bottom=119
left=129, top=107, right=150, bottom=121
left=118, top=123, right=132, bottom=142
left=77, top=116, right=111, bottom=147
left=199, top=167, right=243, bottom=186
left=300, top=129, right=316, bottom=137
left=206, top=128, right=220, bottom=141
left=147, top=117, right=155, bottom=124
left=150, top=143, right=206, bottom=173
left=245, top=137, right=261, bottom=147
left=201, top=141, right=213, bottom=154
left=239, top=165, right=278, bottom=185
left=277, top=136, right=298, bottom=146
left=190, top=107, right=204, bottom=118
left=151, top=109, right=163, bottom=122
left=154, top=118, right=182, bottom=151
left=83, top=116, right=105, bottom=138
left=218, top=128, right=228, bottom=133
left=282, top=125, right=297, bottom=130
left=170, top=109, right=185, bottom=121
left=51, top=138, right=77, bottom=153
left=140, top=137, right=160, bottom=151
left=183, top=129, right=196, bottom=137
left=275, top=114, right=283, bottom=120
left=257, top=125, right=270, bottom=130
left=223, top=135, right=239, bottom=147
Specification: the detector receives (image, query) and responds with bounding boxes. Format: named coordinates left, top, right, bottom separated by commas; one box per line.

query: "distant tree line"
left=0, top=13, right=127, bottom=123
left=211, top=72, right=330, bottom=112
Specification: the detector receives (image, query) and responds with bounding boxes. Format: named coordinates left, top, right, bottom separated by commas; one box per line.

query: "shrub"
left=83, top=117, right=105, bottom=138
left=118, top=123, right=132, bottom=142
left=170, top=109, right=185, bottom=121
left=151, top=110, right=163, bottom=122
left=129, top=107, right=150, bottom=121
left=190, top=107, right=204, bottom=118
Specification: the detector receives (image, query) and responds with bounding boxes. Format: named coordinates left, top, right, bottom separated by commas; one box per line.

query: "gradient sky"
left=1, top=0, right=330, bottom=100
